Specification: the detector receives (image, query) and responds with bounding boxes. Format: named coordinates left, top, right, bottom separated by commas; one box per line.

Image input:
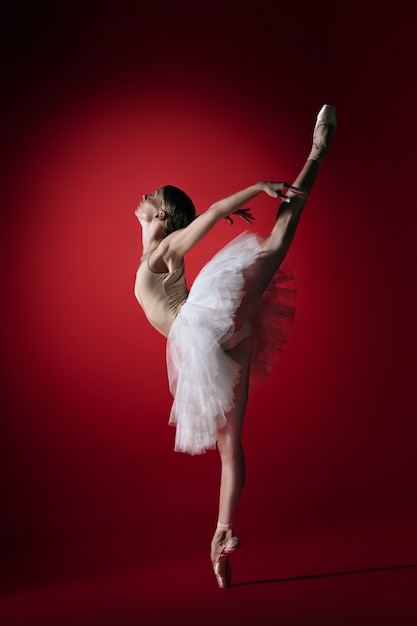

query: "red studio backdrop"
left=1, top=1, right=416, bottom=624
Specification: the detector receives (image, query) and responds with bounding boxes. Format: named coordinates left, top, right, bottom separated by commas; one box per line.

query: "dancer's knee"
left=217, top=432, right=243, bottom=464
left=268, top=213, right=299, bottom=251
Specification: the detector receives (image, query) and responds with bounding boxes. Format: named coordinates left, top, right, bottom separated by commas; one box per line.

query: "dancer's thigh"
left=234, top=246, right=283, bottom=329
left=219, top=335, right=253, bottom=440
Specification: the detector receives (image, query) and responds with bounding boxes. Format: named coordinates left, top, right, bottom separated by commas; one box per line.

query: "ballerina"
left=134, top=104, right=337, bottom=587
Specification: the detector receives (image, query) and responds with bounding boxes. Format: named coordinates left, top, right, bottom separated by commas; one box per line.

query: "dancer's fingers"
left=283, top=184, right=305, bottom=197
left=278, top=191, right=291, bottom=203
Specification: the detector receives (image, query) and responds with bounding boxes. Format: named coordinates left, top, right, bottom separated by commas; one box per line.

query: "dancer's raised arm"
left=166, top=181, right=303, bottom=260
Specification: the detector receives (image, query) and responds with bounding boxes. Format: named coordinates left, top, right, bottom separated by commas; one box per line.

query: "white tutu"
left=166, top=232, right=296, bottom=455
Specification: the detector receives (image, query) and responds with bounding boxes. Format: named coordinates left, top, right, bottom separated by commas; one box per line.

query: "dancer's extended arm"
left=165, top=181, right=303, bottom=260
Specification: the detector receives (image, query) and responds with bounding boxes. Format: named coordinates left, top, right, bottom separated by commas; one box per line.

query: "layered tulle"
left=166, top=232, right=296, bottom=455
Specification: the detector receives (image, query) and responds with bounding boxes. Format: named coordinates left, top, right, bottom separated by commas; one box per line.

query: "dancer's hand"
left=260, top=181, right=304, bottom=203
left=225, top=208, right=255, bottom=226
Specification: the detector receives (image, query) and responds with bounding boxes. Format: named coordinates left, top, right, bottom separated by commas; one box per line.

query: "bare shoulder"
left=161, top=211, right=218, bottom=259
left=149, top=236, right=183, bottom=273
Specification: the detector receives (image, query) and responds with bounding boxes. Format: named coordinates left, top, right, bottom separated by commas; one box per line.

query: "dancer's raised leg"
left=235, top=104, right=337, bottom=326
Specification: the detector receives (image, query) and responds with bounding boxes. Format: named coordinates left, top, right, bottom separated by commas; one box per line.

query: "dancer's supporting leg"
left=211, top=106, right=336, bottom=587
left=211, top=334, right=253, bottom=587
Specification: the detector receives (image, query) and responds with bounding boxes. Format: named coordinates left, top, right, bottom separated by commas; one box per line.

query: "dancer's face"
left=135, top=188, right=164, bottom=221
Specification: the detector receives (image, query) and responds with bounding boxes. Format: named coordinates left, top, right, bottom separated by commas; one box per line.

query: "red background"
left=1, top=1, right=416, bottom=624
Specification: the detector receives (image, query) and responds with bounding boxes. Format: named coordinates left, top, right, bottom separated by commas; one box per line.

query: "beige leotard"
left=134, top=252, right=188, bottom=337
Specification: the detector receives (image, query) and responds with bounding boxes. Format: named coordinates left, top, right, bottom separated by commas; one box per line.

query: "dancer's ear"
left=154, top=210, right=166, bottom=221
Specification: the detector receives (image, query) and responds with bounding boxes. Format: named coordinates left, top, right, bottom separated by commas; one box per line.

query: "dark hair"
left=161, top=185, right=196, bottom=236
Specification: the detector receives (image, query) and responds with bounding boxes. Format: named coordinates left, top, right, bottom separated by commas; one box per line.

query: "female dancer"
left=134, top=104, right=337, bottom=588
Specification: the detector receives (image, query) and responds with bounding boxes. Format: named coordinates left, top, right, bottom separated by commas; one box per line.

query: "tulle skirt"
left=166, top=232, right=296, bottom=455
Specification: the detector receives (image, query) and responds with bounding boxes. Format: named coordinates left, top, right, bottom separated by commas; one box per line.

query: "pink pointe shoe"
left=211, top=523, right=241, bottom=589
left=309, top=104, right=337, bottom=163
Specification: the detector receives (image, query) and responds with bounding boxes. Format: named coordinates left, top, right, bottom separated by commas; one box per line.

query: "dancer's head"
left=136, top=185, right=196, bottom=237
left=160, top=185, right=196, bottom=236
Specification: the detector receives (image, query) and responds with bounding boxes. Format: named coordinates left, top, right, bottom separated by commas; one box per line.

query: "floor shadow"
left=233, top=562, right=417, bottom=588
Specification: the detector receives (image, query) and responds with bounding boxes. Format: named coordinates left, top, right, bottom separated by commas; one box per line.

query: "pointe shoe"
left=213, top=534, right=241, bottom=588
left=309, top=104, right=337, bottom=163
